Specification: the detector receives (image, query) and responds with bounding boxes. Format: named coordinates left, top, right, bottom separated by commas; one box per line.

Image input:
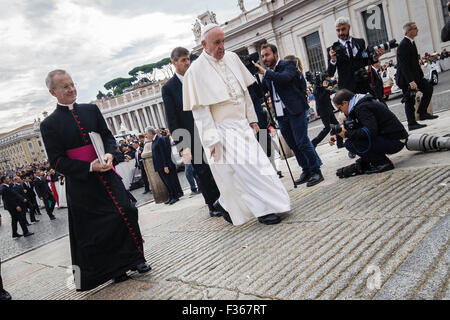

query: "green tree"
left=96, top=90, right=106, bottom=100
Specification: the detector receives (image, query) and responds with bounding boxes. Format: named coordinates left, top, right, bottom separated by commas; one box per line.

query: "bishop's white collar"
left=58, top=100, right=76, bottom=110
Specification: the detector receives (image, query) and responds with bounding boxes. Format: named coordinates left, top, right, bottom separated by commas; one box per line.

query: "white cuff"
left=89, top=162, right=93, bottom=172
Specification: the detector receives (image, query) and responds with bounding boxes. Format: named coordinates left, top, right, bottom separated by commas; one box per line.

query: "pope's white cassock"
left=183, top=50, right=291, bottom=226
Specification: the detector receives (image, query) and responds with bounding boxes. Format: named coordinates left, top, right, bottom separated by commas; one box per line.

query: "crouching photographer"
left=330, top=89, right=408, bottom=178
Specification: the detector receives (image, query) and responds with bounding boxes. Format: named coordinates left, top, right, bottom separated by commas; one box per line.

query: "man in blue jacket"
left=255, top=43, right=324, bottom=187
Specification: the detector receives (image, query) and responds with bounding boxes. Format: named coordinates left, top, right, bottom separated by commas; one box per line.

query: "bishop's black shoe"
left=0, top=289, right=12, bottom=300
left=131, top=263, right=152, bottom=274
left=113, top=273, right=131, bottom=284
left=258, top=214, right=281, bottom=225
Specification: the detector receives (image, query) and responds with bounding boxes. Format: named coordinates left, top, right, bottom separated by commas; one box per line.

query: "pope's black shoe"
left=0, top=289, right=12, bottom=300
left=213, top=200, right=232, bottom=224
left=113, top=273, right=131, bottom=284
left=306, top=171, right=324, bottom=187
left=131, top=263, right=152, bottom=274
left=258, top=214, right=281, bottom=225
left=294, top=172, right=311, bottom=185
left=419, top=113, right=439, bottom=121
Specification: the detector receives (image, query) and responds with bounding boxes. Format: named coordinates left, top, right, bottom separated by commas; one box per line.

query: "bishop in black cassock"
left=40, top=70, right=151, bottom=291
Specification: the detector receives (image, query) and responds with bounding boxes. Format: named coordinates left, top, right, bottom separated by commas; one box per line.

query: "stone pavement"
left=2, top=111, right=449, bottom=300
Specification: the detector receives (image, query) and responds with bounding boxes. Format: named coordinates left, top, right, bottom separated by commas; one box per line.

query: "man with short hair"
left=33, top=169, right=56, bottom=220
left=162, top=46, right=222, bottom=216
left=330, top=89, right=408, bottom=178
left=40, top=69, right=150, bottom=291
left=396, top=22, right=438, bottom=131
left=255, top=43, right=324, bottom=187
left=0, top=176, right=34, bottom=238
left=328, top=17, right=384, bottom=94
left=183, top=25, right=290, bottom=226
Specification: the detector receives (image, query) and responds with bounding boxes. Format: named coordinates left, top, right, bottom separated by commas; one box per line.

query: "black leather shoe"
left=208, top=205, right=222, bottom=217
left=419, top=113, right=439, bottom=120
left=0, top=289, right=12, bottom=300
left=306, top=171, right=324, bottom=187
left=142, top=190, right=150, bottom=194
left=32, top=220, right=40, bottom=223
left=277, top=171, right=284, bottom=178
left=26, top=223, right=32, bottom=226
left=12, top=233, right=23, bottom=238
left=50, top=215, right=56, bottom=220
left=294, top=172, right=311, bottom=185
left=258, top=214, right=281, bottom=225
left=348, top=152, right=356, bottom=159
left=213, top=200, right=232, bottom=224
left=131, top=263, right=152, bottom=274
left=164, top=198, right=172, bottom=204
left=408, top=123, right=427, bottom=131
left=113, top=273, right=131, bottom=283
left=23, top=232, right=34, bottom=237
left=337, top=140, right=345, bottom=149
left=364, top=160, right=395, bottom=174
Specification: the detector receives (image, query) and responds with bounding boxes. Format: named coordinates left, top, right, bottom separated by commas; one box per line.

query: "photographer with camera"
left=330, top=89, right=408, bottom=178
left=396, top=22, right=438, bottom=131
left=328, top=17, right=385, bottom=94
left=306, top=74, right=343, bottom=149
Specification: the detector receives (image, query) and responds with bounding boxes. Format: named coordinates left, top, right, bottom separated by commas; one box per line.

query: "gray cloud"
left=0, top=0, right=261, bottom=132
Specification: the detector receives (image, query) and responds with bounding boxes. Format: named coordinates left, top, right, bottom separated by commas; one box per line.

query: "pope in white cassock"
left=182, top=24, right=291, bottom=226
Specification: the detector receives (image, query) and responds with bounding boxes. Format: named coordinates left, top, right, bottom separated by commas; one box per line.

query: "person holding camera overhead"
left=396, top=22, right=438, bottom=131
left=329, top=89, right=408, bottom=179
left=327, top=17, right=385, bottom=94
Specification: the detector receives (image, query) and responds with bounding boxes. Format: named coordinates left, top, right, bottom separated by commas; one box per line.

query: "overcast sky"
left=0, top=0, right=261, bottom=133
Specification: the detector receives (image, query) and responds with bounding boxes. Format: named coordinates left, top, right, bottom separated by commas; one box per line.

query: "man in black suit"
left=162, top=47, right=221, bottom=216
left=0, top=176, right=34, bottom=238
left=327, top=17, right=384, bottom=94
left=23, top=174, right=42, bottom=216
left=132, top=140, right=150, bottom=194
left=369, top=60, right=385, bottom=104
left=396, top=22, right=438, bottom=131
left=12, top=176, right=39, bottom=224
left=146, top=127, right=179, bottom=205
left=33, top=169, right=56, bottom=220
left=257, top=43, right=324, bottom=187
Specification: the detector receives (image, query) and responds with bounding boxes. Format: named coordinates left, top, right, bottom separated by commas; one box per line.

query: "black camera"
left=305, top=71, right=328, bottom=87
left=239, top=52, right=260, bottom=76
left=330, top=119, right=360, bottom=136
left=331, top=42, right=347, bottom=59
left=363, top=39, right=399, bottom=59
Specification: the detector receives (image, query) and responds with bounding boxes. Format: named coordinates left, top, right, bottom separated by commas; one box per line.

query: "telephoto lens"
left=406, top=134, right=450, bottom=152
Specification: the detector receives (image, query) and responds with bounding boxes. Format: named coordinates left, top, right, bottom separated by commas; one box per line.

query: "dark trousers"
left=192, top=163, right=220, bottom=207
left=24, top=200, right=37, bottom=222
left=42, top=194, right=56, bottom=218
left=140, top=165, right=150, bottom=192
left=345, top=135, right=405, bottom=166
left=0, top=258, right=3, bottom=290
left=311, top=107, right=343, bottom=147
left=185, top=164, right=200, bottom=192
left=8, top=208, right=29, bottom=236
left=278, top=110, right=322, bottom=174
left=158, top=170, right=178, bottom=199
left=401, top=78, right=433, bottom=125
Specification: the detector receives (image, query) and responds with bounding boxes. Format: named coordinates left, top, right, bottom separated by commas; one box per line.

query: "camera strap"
left=351, top=126, right=372, bottom=154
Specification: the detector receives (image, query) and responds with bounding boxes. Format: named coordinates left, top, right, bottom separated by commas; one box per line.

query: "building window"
left=361, top=4, right=389, bottom=48
left=443, top=0, right=450, bottom=25
left=303, top=31, right=326, bottom=72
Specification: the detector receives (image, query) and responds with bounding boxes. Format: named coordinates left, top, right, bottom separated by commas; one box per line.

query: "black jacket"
left=327, top=37, right=376, bottom=93
left=23, top=181, right=37, bottom=201
left=346, top=94, right=408, bottom=141
left=33, top=177, right=52, bottom=199
left=395, top=37, right=424, bottom=89
left=369, top=66, right=384, bottom=101
left=262, top=60, right=309, bottom=117
left=151, top=135, right=174, bottom=172
left=162, top=75, right=204, bottom=163
left=0, top=184, right=25, bottom=212
left=313, top=86, right=334, bottom=116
